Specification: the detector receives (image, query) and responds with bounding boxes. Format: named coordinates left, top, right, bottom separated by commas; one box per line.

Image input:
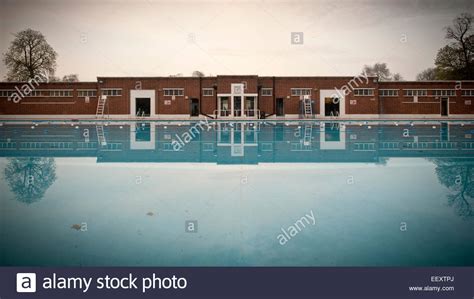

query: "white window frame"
left=379, top=89, right=398, bottom=97
left=261, top=88, right=273, bottom=96
left=461, top=89, right=474, bottom=97
left=202, top=88, right=214, bottom=96
left=404, top=89, right=427, bottom=97
left=163, top=88, right=184, bottom=96
left=290, top=88, right=312, bottom=96
left=101, top=88, right=122, bottom=97
left=49, top=90, right=73, bottom=97
left=353, top=88, right=374, bottom=96
left=78, top=89, right=97, bottom=97
left=203, top=143, right=214, bottom=151
left=0, top=90, right=15, bottom=97
left=431, top=89, right=456, bottom=97
left=26, top=90, right=46, bottom=97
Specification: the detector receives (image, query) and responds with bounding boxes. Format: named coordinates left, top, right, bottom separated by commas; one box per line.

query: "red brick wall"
left=98, top=77, right=203, bottom=115
left=378, top=81, right=474, bottom=115
left=0, top=82, right=98, bottom=115
left=216, top=75, right=258, bottom=94
left=274, top=77, right=378, bottom=115
left=1, top=77, right=473, bottom=117
left=258, top=77, right=274, bottom=115
left=98, top=78, right=134, bottom=115
left=201, top=77, right=217, bottom=115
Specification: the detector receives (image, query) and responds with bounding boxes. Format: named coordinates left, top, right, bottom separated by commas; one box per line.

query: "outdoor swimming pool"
left=0, top=121, right=473, bottom=266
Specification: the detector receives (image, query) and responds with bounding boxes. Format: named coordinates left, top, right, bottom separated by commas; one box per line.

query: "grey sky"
left=0, top=0, right=472, bottom=81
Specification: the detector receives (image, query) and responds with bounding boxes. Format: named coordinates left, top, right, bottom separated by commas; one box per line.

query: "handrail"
left=200, top=113, right=215, bottom=119
left=213, top=109, right=260, bottom=118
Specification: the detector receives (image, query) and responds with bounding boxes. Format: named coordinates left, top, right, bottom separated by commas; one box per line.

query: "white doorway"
left=217, top=83, right=258, bottom=118
left=320, top=89, right=345, bottom=117
left=130, top=90, right=156, bottom=118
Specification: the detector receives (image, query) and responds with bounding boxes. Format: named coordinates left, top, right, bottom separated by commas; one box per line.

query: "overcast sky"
left=0, top=0, right=472, bottom=81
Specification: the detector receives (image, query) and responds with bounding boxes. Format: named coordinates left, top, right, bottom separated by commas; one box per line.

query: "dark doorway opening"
left=190, top=98, right=199, bottom=116
left=136, top=123, right=151, bottom=141
left=441, top=98, right=448, bottom=116
left=276, top=98, right=284, bottom=116
left=325, top=123, right=341, bottom=141
left=440, top=122, right=449, bottom=141
left=325, top=97, right=340, bottom=116
left=136, top=98, right=151, bottom=117
left=234, top=96, right=242, bottom=117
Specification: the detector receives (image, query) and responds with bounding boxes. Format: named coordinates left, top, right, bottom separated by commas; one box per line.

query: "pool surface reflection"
left=0, top=121, right=473, bottom=266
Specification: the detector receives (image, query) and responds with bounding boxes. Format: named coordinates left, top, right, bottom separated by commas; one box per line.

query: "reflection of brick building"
left=1, top=123, right=472, bottom=164
left=1, top=76, right=473, bottom=119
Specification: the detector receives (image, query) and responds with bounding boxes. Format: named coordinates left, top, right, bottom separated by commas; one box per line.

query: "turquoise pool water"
left=0, top=121, right=473, bottom=266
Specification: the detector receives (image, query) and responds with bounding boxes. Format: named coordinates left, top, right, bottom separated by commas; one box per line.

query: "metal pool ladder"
left=96, top=125, right=107, bottom=147
left=96, top=95, right=107, bottom=118
left=303, top=124, right=312, bottom=146
left=303, top=96, right=312, bottom=118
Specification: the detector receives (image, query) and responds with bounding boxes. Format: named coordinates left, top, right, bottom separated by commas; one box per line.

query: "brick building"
left=0, top=75, right=473, bottom=119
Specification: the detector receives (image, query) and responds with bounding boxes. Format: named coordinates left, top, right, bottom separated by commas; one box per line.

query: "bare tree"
left=4, top=157, right=57, bottom=204
left=431, top=158, right=473, bottom=218
left=3, top=29, right=57, bottom=81
left=62, top=74, right=79, bottom=82
left=192, top=70, right=205, bottom=77
left=361, top=63, right=402, bottom=81
left=435, top=13, right=474, bottom=79
left=416, top=68, right=438, bottom=80
left=392, top=73, right=403, bottom=81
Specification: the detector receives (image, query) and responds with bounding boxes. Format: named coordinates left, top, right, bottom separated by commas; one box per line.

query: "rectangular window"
left=379, top=89, right=398, bottom=97
left=8, top=89, right=43, bottom=97
left=26, top=90, right=45, bottom=97
left=163, top=88, right=184, bottom=96
left=261, top=88, right=273, bottom=96
left=34, top=90, right=45, bottom=97
left=290, top=88, right=312, bottom=96
left=0, top=90, right=15, bottom=97
left=49, top=90, right=73, bottom=97
left=461, top=89, right=474, bottom=96
left=353, top=89, right=374, bottom=96
left=163, top=142, right=182, bottom=151
left=78, top=89, right=97, bottom=97
left=261, top=143, right=273, bottom=151
left=432, top=90, right=456, bottom=96
left=202, top=88, right=214, bottom=96
left=404, top=89, right=427, bottom=97
left=203, top=143, right=214, bottom=151
left=101, top=89, right=122, bottom=96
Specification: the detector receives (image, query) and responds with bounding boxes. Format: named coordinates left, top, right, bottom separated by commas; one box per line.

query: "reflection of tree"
left=4, top=158, right=57, bottom=204
left=431, top=159, right=473, bottom=217
left=376, top=157, right=389, bottom=165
